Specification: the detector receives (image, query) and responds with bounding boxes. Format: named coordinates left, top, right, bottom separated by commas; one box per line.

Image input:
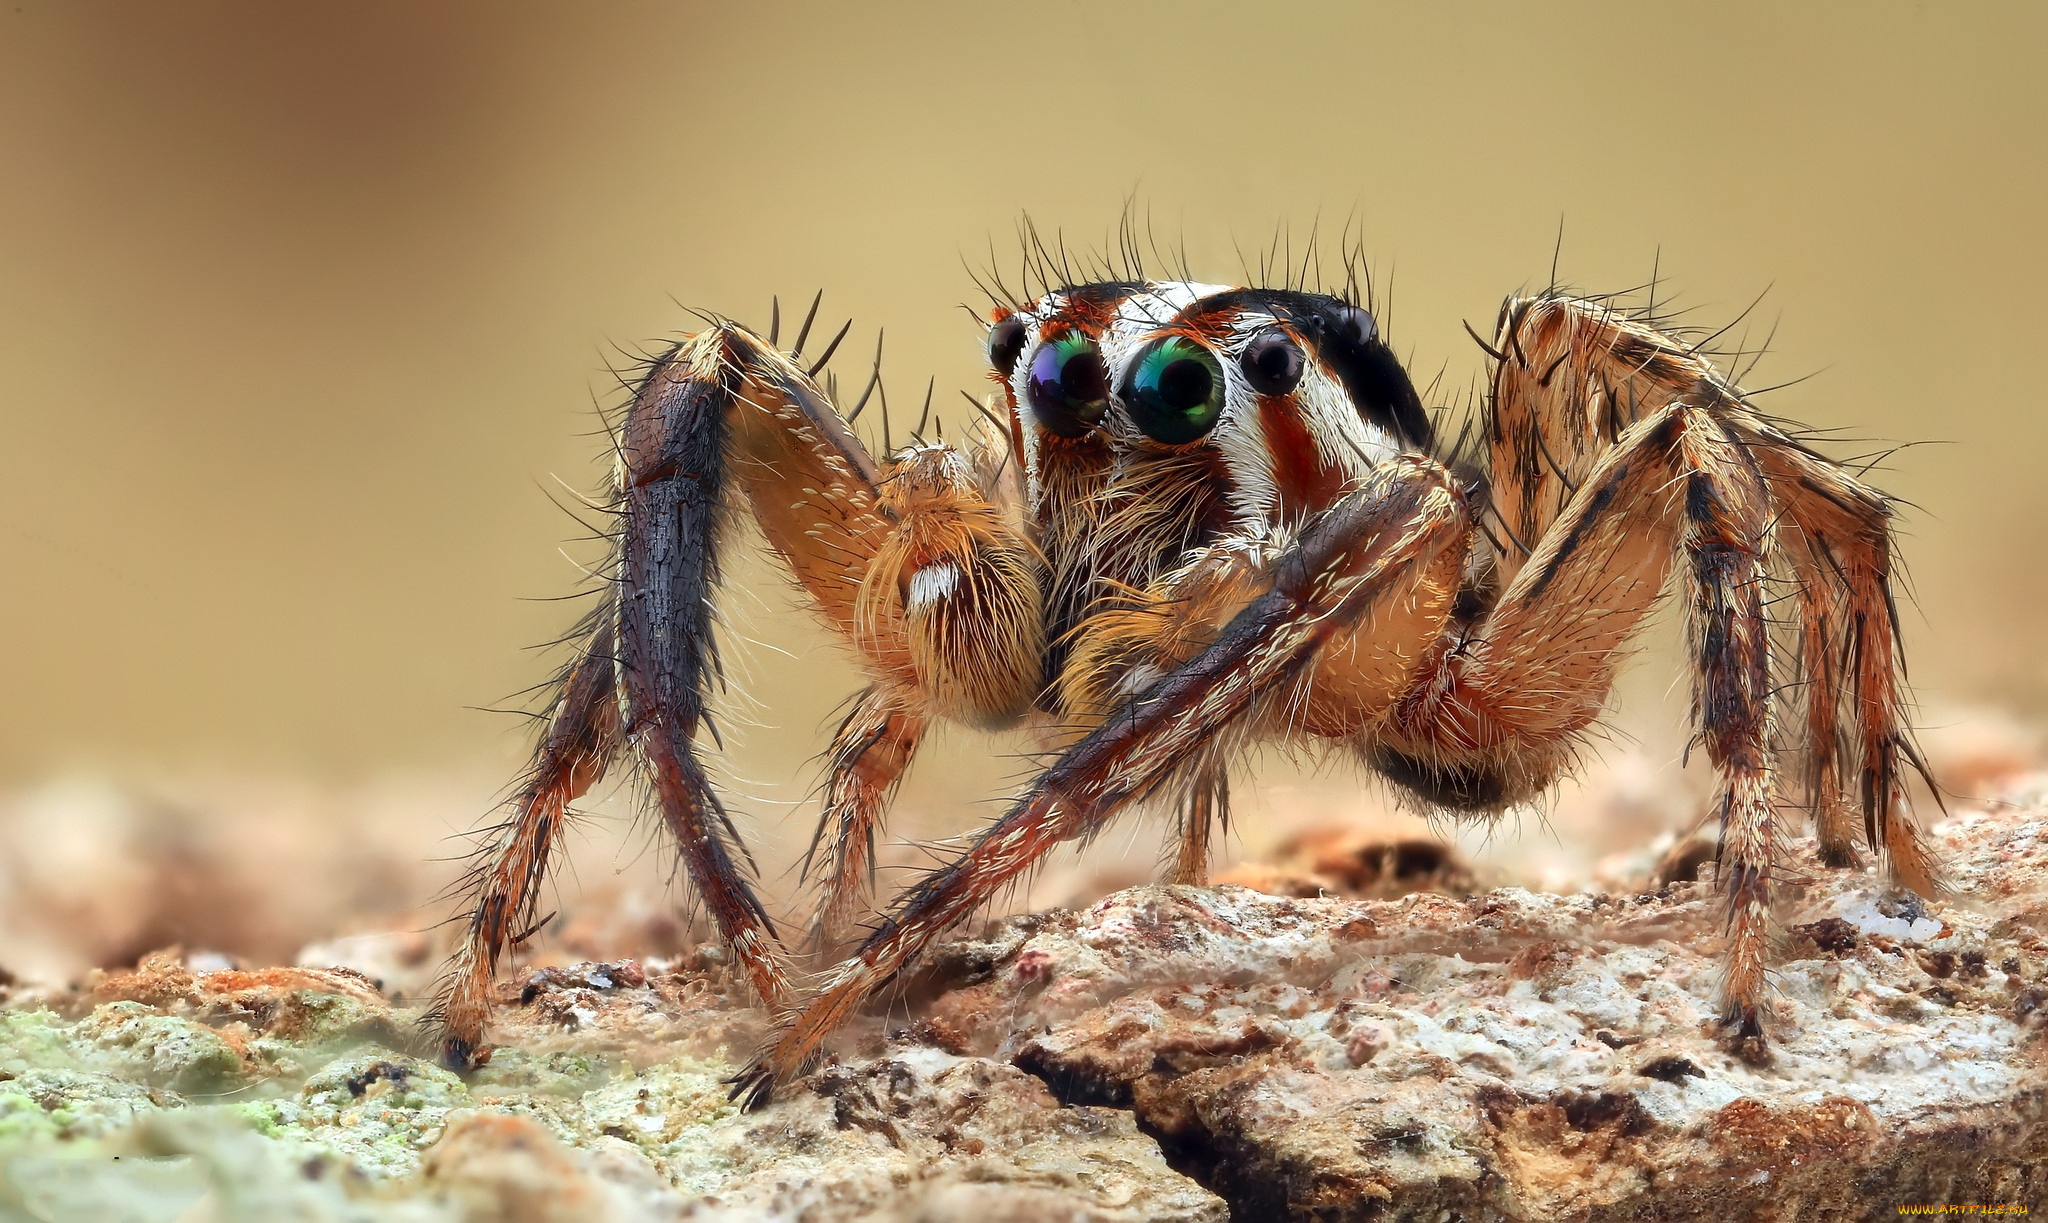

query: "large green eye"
left=1124, top=336, right=1225, bottom=444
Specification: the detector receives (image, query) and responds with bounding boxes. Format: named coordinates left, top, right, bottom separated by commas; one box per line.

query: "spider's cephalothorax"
left=428, top=276, right=1937, bottom=1111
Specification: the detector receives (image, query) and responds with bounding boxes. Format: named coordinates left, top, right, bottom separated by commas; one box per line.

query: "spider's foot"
left=439, top=1036, right=493, bottom=1074
left=725, top=1059, right=783, bottom=1112
left=1717, top=1004, right=1772, bottom=1066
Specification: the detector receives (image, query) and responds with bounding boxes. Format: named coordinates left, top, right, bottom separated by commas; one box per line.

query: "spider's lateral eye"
left=988, top=315, right=1027, bottom=377
left=1240, top=330, right=1305, bottom=396
left=1124, top=336, right=1224, bottom=445
left=1025, top=334, right=1109, bottom=438
left=1330, top=304, right=1377, bottom=348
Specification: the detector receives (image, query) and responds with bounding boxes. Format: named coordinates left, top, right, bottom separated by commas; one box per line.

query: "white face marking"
left=1006, top=280, right=1408, bottom=528
left=906, top=560, right=962, bottom=612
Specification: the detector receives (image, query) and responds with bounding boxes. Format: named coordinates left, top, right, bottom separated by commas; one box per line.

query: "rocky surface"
left=1, top=779, right=2045, bottom=1220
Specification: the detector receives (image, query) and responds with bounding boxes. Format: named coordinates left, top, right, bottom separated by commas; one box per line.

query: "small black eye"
left=1330, top=304, right=1376, bottom=348
left=1124, top=336, right=1225, bottom=445
left=1025, top=334, right=1109, bottom=437
left=988, top=314, right=1027, bottom=377
left=1240, top=330, right=1304, bottom=395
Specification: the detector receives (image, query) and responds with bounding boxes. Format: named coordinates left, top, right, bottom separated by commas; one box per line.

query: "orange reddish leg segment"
left=803, top=685, right=927, bottom=951
left=1169, top=765, right=1229, bottom=887
left=729, top=456, right=1472, bottom=1108
left=432, top=616, right=621, bottom=1068
left=1740, top=428, right=1937, bottom=894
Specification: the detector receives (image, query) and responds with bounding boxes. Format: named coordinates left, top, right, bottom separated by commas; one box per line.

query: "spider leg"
left=430, top=614, right=622, bottom=1070
left=729, top=455, right=1471, bottom=1108
left=802, top=684, right=926, bottom=952
left=1485, top=292, right=1934, bottom=893
left=1393, top=400, right=1779, bottom=1039
left=1475, top=295, right=1925, bottom=880
left=431, top=322, right=920, bottom=1068
left=611, top=323, right=951, bottom=1017
left=1385, top=292, right=1929, bottom=1046
left=1168, top=764, right=1229, bottom=887
left=1737, top=428, right=1936, bottom=892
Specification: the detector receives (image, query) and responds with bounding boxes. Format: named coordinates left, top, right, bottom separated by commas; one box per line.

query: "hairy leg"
left=1738, top=427, right=1936, bottom=893
left=433, top=321, right=919, bottom=1066
left=432, top=617, right=621, bottom=1068
left=730, top=456, right=1472, bottom=1107
left=1476, top=294, right=1928, bottom=890
left=1169, top=765, right=1229, bottom=887
left=803, top=685, right=926, bottom=951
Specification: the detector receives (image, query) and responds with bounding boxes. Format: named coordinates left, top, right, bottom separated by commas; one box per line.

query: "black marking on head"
left=1183, top=288, right=1433, bottom=450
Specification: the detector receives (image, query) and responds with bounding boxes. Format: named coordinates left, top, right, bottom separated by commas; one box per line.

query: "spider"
left=428, top=249, right=1939, bottom=1112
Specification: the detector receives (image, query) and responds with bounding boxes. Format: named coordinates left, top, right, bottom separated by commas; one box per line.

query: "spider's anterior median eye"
left=988, top=314, right=1027, bottom=377
left=1025, top=334, right=1109, bottom=437
left=1124, top=336, right=1225, bottom=444
left=1240, top=330, right=1305, bottom=395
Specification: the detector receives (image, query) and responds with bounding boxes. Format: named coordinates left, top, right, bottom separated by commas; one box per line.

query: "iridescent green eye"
left=1124, top=336, right=1224, bottom=444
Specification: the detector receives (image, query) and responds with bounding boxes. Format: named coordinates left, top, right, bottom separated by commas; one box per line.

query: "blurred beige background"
left=1, top=2, right=2043, bottom=974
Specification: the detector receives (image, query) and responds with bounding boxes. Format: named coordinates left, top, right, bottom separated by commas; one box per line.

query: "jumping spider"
left=429, top=255, right=1938, bottom=1108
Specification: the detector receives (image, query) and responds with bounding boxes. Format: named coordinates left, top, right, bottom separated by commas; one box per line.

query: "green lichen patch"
left=73, top=1002, right=248, bottom=1095
left=575, top=1054, right=739, bottom=1181
left=0, top=1067, right=180, bottom=1143
left=288, top=1054, right=476, bottom=1179
left=0, top=1009, right=81, bottom=1076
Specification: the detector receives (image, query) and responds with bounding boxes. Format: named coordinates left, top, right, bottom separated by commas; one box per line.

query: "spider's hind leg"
left=1740, top=426, right=1937, bottom=893
left=1392, top=292, right=1932, bottom=1050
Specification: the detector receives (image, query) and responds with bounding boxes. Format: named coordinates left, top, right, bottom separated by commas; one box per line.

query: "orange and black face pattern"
left=989, top=282, right=1432, bottom=530
left=983, top=282, right=1434, bottom=707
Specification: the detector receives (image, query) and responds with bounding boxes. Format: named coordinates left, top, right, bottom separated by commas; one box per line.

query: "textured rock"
left=916, top=801, right=2048, bottom=1219
left=1, top=783, right=2044, bottom=1219
left=0, top=950, right=1224, bottom=1220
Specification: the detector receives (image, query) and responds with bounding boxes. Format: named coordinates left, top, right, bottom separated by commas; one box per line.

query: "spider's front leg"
left=432, top=321, right=1036, bottom=1067
left=730, top=456, right=1472, bottom=1107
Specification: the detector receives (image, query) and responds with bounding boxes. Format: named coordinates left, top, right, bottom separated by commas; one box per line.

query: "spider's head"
left=986, top=281, right=1431, bottom=522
